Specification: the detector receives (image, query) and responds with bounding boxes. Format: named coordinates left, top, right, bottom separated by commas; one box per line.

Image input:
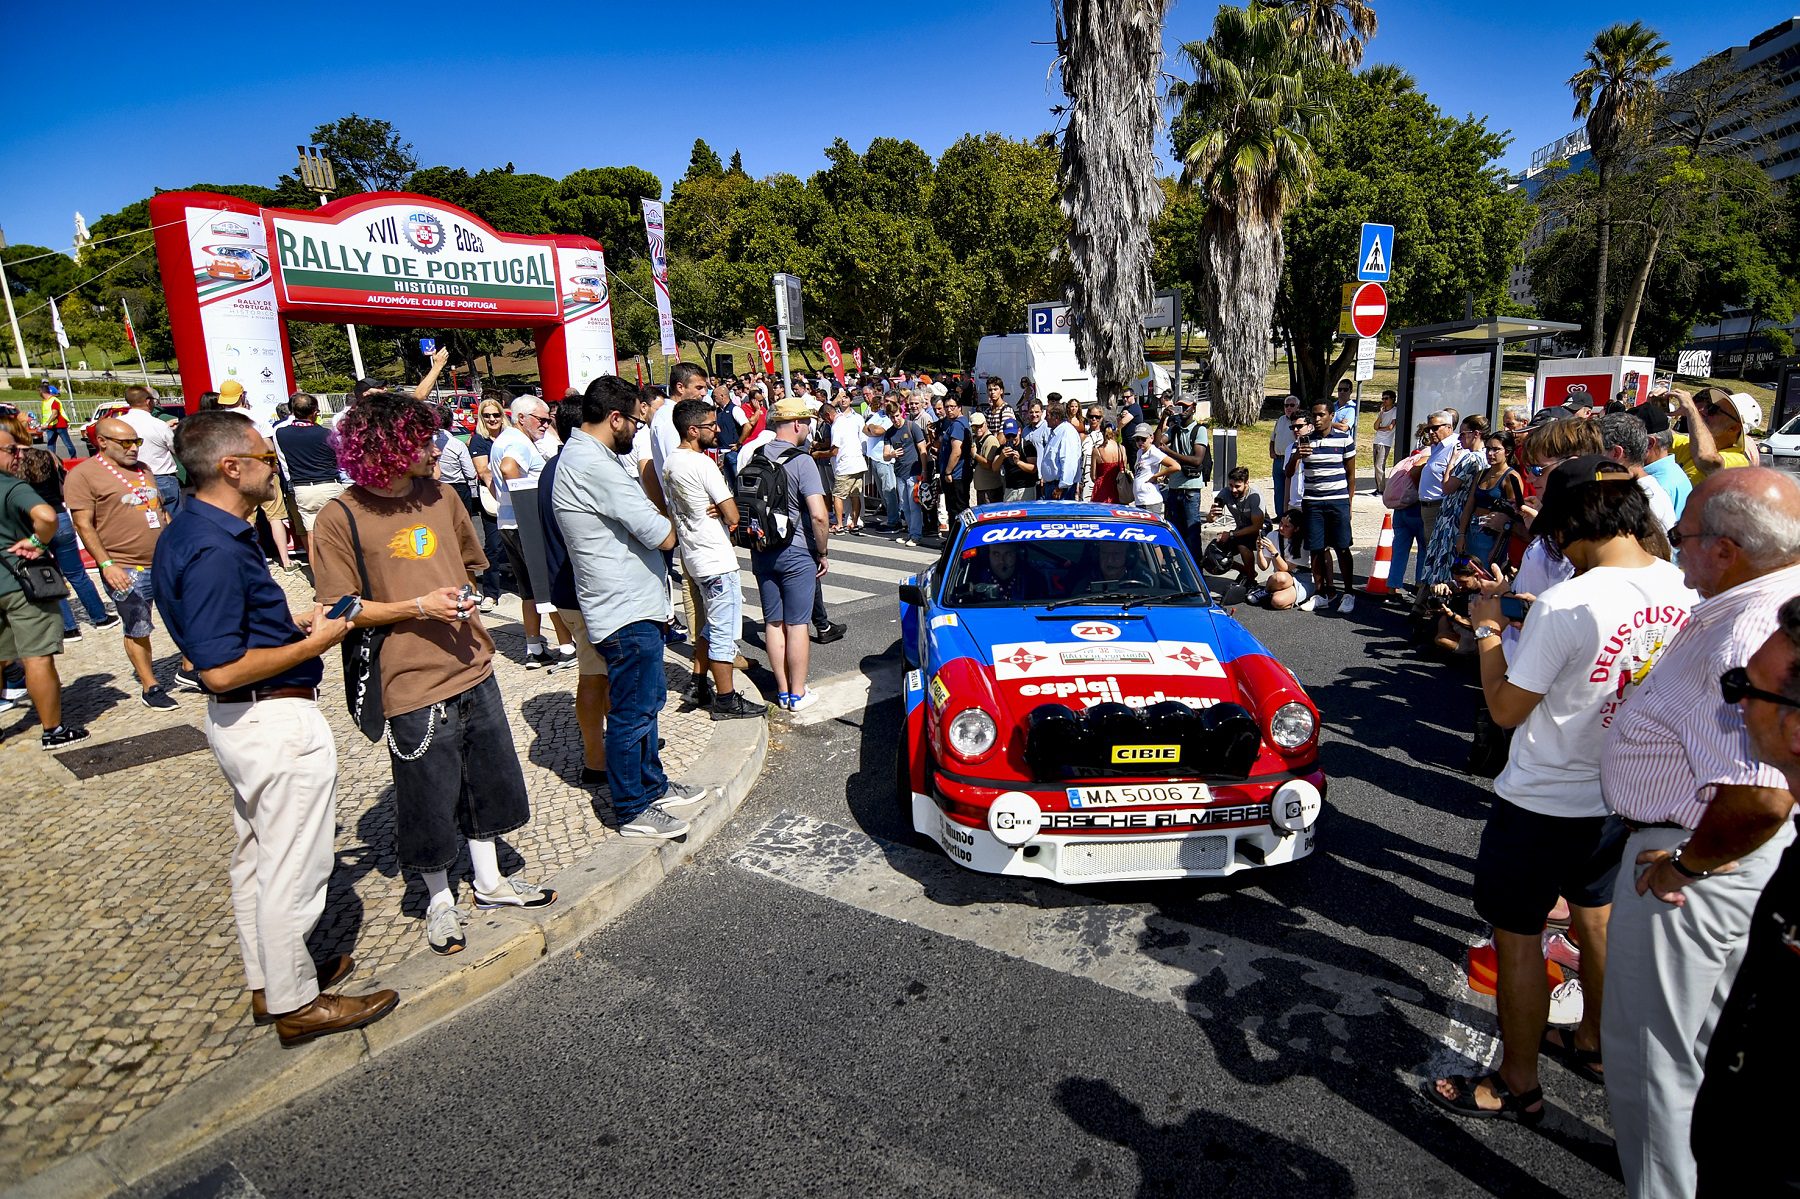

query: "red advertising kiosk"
left=1532, top=355, right=1658, bottom=413
left=149, top=191, right=619, bottom=416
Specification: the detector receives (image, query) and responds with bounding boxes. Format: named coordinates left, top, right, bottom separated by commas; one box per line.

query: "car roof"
left=965, top=501, right=1164, bottom=525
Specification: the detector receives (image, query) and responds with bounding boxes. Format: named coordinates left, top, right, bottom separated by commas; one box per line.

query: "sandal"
left=1423, top=1072, right=1544, bottom=1125
left=1541, top=1027, right=1604, bottom=1084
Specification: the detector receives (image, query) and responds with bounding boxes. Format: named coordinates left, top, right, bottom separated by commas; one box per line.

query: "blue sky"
left=2, top=0, right=1793, bottom=255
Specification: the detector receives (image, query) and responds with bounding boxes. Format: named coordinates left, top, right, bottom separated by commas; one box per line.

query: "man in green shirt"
left=0, top=427, right=88, bottom=748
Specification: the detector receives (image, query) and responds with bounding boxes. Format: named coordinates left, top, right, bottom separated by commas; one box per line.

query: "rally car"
left=898, top=503, right=1324, bottom=885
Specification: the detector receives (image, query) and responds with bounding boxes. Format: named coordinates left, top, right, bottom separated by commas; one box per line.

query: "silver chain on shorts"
left=385, top=702, right=442, bottom=761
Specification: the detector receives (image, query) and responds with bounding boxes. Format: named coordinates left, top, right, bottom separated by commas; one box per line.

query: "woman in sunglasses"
left=465, top=398, right=510, bottom=609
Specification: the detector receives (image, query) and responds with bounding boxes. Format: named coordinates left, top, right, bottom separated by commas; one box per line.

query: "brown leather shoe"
left=274, top=989, right=399, bottom=1048
left=251, top=954, right=356, bottom=1025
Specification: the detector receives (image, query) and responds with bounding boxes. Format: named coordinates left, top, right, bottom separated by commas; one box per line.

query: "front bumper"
left=910, top=773, right=1321, bottom=884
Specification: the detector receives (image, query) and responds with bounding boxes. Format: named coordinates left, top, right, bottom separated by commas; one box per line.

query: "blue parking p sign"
left=1357, top=223, right=1393, bottom=282
left=419, top=338, right=437, bottom=354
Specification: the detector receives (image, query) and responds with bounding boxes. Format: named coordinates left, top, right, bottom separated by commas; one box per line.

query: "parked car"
left=897, top=503, right=1325, bottom=884
left=80, top=400, right=181, bottom=454
left=1756, top=412, right=1800, bottom=474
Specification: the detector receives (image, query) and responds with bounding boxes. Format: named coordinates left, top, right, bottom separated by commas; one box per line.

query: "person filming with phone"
left=150, top=411, right=399, bottom=1047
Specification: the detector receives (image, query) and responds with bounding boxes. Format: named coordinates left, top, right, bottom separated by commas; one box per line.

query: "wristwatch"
left=1472, top=624, right=1499, bottom=641
left=1669, top=842, right=1712, bottom=881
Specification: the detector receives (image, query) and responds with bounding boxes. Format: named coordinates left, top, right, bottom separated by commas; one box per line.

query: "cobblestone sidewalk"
left=0, top=574, right=713, bottom=1184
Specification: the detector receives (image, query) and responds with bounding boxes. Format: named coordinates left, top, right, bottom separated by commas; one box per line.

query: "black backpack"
left=733, top=445, right=806, bottom=553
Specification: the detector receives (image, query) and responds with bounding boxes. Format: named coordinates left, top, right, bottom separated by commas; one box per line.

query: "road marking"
left=733, top=813, right=1421, bottom=1047
left=784, top=661, right=904, bottom=726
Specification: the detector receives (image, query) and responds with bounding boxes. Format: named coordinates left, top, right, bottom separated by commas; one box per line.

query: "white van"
left=972, top=334, right=1096, bottom=408
left=1130, top=360, right=1173, bottom=400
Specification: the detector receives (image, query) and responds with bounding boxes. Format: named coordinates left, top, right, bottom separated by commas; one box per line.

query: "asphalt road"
left=135, top=535, right=1625, bottom=1199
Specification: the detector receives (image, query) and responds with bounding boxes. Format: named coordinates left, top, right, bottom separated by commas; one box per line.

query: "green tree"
left=1279, top=0, right=1376, bottom=67
left=1275, top=65, right=1530, bottom=399
left=1169, top=3, right=1336, bottom=426
left=728, top=149, right=746, bottom=176
left=1055, top=0, right=1169, bottom=401
left=542, top=167, right=662, bottom=270
left=1567, top=20, right=1672, bottom=356
left=683, top=139, right=724, bottom=183
left=930, top=133, right=1069, bottom=359
left=309, top=114, right=419, bottom=192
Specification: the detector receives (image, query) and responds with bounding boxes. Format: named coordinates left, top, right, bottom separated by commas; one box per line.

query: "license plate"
left=1065, top=782, right=1211, bottom=808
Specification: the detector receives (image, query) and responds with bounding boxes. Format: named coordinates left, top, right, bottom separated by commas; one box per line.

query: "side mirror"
left=899, top=582, right=925, bottom=607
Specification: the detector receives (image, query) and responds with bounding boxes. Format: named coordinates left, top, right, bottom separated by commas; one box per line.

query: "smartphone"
left=326, top=594, right=362, bottom=621
left=1499, top=594, right=1532, bottom=622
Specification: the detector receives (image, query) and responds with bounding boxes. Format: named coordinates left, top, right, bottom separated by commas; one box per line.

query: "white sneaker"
left=1338, top=593, right=1356, bottom=613
left=787, top=689, right=818, bottom=713
left=620, top=805, right=690, bottom=840
left=479, top=595, right=497, bottom=613
left=1298, top=594, right=1322, bottom=612
left=655, top=782, right=710, bottom=810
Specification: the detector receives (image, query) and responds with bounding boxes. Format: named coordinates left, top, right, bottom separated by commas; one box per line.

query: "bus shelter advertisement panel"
left=555, top=245, right=617, bottom=391
left=185, top=206, right=286, bottom=420
left=267, top=201, right=559, bottom=321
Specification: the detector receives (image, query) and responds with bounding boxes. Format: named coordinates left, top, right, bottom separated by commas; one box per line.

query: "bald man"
left=65, top=417, right=180, bottom=708
left=1599, top=466, right=1800, bottom=1199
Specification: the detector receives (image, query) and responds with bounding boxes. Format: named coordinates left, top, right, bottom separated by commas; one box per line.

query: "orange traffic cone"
left=1365, top=510, right=1396, bottom=595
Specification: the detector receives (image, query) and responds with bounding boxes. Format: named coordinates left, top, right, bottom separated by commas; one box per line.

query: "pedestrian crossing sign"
left=1358, top=223, right=1393, bottom=282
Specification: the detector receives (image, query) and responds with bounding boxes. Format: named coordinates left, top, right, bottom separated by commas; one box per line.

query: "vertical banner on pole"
left=122, top=298, right=151, bottom=384
left=640, top=199, right=678, bottom=358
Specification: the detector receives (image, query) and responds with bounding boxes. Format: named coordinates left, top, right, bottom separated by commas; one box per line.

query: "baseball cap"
left=1001, top=418, right=1020, bottom=435
left=1634, top=401, right=1671, bottom=437
left=1564, top=393, right=1595, bottom=413
left=929, top=382, right=948, bottom=398
left=771, top=397, right=813, bottom=422
left=1131, top=422, right=1154, bottom=441
left=351, top=378, right=388, bottom=400
left=967, top=411, right=987, bottom=426
left=217, top=380, right=246, bottom=407
left=1527, top=406, right=1573, bottom=428
left=1173, top=393, right=1197, bottom=407
left=38, top=382, right=57, bottom=395
left=1540, top=454, right=1633, bottom=503
left=1724, top=392, right=1763, bottom=431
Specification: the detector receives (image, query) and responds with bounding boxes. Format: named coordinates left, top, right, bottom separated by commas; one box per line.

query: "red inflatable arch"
left=149, top=190, right=618, bottom=417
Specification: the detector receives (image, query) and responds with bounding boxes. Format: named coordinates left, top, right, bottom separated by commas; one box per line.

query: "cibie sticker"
left=1070, top=621, right=1122, bottom=642
left=992, top=640, right=1226, bottom=680
left=930, top=673, right=950, bottom=708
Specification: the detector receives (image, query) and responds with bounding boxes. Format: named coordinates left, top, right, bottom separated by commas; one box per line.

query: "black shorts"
left=387, top=675, right=530, bottom=870
left=1303, top=499, right=1352, bottom=551
left=1473, top=801, right=1627, bottom=936
left=497, top=526, right=535, bottom=601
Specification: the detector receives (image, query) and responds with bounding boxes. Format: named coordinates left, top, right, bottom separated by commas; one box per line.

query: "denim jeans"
left=45, top=427, right=74, bottom=457
left=898, top=472, right=923, bottom=540
left=477, top=514, right=506, bottom=600
left=154, top=474, right=183, bottom=517
left=1164, top=488, right=1207, bottom=560
left=386, top=674, right=531, bottom=871
left=54, top=511, right=109, bottom=629
left=597, top=619, right=669, bottom=820
left=872, top=460, right=899, bottom=528
left=1389, top=503, right=1424, bottom=591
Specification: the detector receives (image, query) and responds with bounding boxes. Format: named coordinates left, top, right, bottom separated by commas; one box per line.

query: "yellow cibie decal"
left=1112, top=744, right=1180, bottom=764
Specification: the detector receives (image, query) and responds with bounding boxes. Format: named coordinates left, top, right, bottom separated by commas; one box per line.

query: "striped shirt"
left=1601, top=561, right=1800, bottom=828
left=1291, top=430, right=1356, bottom=501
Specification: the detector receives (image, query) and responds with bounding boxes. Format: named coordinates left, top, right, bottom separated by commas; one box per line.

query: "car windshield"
left=943, top=528, right=1209, bottom=608
left=1776, top=412, right=1800, bottom=438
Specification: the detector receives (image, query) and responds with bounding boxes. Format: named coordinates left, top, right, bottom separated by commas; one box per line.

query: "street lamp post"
left=297, top=146, right=365, bottom=380
left=0, top=225, right=30, bottom=373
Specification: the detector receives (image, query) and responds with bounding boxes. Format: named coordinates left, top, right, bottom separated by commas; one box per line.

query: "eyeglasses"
left=0, top=444, right=18, bottom=456
left=1428, top=423, right=1449, bottom=431
left=1720, top=667, right=1800, bottom=710
left=104, top=436, right=145, bottom=448
left=481, top=412, right=504, bottom=420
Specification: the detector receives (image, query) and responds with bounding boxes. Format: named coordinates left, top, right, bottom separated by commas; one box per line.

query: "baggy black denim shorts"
left=387, top=673, right=530, bottom=871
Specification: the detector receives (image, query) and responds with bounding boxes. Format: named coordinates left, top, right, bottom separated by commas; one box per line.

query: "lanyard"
left=96, top=456, right=157, bottom=506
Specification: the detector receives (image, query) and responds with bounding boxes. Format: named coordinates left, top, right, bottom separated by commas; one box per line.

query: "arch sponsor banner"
left=554, top=244, right=618, bottom=392
left=181, top=206, right=286, bottom=421
left=267, top=198, right=559, bottom=320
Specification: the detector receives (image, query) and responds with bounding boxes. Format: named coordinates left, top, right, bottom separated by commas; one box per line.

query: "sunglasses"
left=1720, top=667, right=1800, bottom=710
left=1667, top=525, right=1719, bottom=549
left=104, top=436, right=145, bottom=448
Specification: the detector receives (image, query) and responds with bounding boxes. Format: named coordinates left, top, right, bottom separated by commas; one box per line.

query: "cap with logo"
left=1001, top=418, right=1020, bottom=435
left=217, top=380, right=247, bottom=407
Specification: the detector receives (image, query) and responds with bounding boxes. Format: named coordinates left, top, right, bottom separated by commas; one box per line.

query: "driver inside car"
left=962, top=543, right=1044, bottom=602
left=1085, top=541, right=1155, bottom=592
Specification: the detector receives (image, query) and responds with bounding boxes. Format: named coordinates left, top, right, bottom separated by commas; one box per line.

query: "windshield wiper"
left=1043, top=590, right=1152, bottom=611
left=1120, top=589, right=1209, bottom=609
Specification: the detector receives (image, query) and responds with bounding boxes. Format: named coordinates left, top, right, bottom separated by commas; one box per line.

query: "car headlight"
left=1269, top=702, right=1316, bottom=750
left=946, top=708, right=997, bottom=758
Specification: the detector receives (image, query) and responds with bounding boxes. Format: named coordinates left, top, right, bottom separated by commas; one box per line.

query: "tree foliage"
left=310, top=114, right=419, bottom=193
left=1275, top=65, right=1530, bottom=399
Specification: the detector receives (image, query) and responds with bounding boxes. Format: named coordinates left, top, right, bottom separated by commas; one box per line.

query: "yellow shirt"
left=1671, top=432, right=1751, bottom=486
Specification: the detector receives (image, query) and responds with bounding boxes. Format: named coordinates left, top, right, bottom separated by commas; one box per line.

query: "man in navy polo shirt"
left=152, top=410, right=398, bottom=1048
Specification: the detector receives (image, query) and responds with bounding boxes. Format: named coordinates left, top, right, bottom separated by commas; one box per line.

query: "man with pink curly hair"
left=310, top=394, right=557, bottom=957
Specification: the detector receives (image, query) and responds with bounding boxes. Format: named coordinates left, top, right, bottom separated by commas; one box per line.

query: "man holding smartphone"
left=152, top=411, right=398, bottom=1046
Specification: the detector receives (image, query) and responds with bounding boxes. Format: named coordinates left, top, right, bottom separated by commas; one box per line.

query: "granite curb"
left=4, top=678, right=771, bottom=1199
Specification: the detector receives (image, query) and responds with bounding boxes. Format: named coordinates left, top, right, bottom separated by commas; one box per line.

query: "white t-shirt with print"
left=830, top=411, right=867, bottom=475
left=663, top=447, right=737, bottom=578
left=1495, top=559, right=1697, bottom=817
left=489, top=426, right=544, bottom=530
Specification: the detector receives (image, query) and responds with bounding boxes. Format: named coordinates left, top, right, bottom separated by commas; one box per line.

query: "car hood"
left=936, top=604, right=1262, bottom=720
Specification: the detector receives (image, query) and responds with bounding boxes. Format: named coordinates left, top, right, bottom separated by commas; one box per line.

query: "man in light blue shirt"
left=1040, top=401, right=1083, bottom=499
left=552, top=377, right=706, bottom=840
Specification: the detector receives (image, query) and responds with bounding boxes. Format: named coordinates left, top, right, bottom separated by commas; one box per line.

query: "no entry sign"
left=754, top=325, right=775, bottom=374
left=1347, top=282, right=1387, bottom=338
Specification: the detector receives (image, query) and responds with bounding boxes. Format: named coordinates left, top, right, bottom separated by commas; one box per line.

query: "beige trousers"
left=292, top=481, right=348, bottom=532
left=206, top=697, right=338, bottom=1014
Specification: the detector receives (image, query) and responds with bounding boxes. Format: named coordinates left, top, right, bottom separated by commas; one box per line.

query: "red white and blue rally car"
left=898, top=503, right=1324, bottom=884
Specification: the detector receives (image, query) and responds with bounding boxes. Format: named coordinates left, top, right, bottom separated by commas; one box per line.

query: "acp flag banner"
left=641, top=198, right=678, bottom=357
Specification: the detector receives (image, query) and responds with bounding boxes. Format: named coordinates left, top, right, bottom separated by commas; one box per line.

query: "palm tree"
left=1568, top=21, right=1671, bottom=357
left=1279, top=0, right=1376, bottom=67
left=1055, top=0, right=1170, bottom=404
left=1169, top=4, right=1335, bottom=427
